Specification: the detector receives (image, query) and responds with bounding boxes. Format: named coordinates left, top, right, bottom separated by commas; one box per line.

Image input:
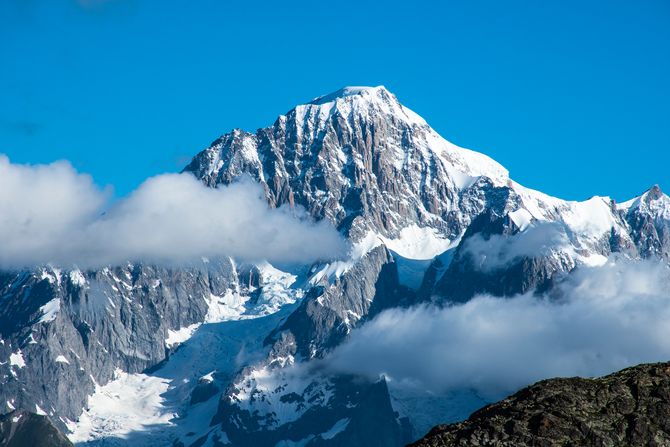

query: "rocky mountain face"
left=183, top=86, right=510, bottom=242
left=618, top=185, right=670, bottom=261
left=0, top=86, right=669, bottom=446
left=0, top=410, right=73, bottom=447
left=210, top=246, right=416, bottom=446
left=267, top=245, right=412, bottom=360
left=410, top=362, right=670, bottom=447
left=0, top=260, right=264, bottom=430
left=183, top=86, right=664, bottom=302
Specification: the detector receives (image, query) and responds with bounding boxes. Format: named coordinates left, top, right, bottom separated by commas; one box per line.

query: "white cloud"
left=324, top=258, right=670, bottom=400
left=0, top=155, right=347, bottom=268
left=0, top=155, right=107, bottom=266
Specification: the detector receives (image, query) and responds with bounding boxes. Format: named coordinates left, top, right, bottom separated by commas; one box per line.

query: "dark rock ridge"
left=0, top=410, right=73, bottom=447
left=409, top=362, right=670, bottom=447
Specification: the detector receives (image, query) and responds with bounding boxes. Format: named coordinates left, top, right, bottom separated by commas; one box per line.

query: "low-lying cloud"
left=460, top=222, right=569, bottom=271
left=324, top=258, right=670, bottom=399
left=0, top=155, right=347, bottom=269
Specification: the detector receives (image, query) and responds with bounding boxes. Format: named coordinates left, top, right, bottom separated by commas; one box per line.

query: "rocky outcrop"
left=266, top=245, right=414, bottom=360
left=410, top=362, right=670, bottom=447
left=0, top=410, right=73, bottom=447
left=431, top=210, right=573, bottom=302
left=619, top=185, right=670, bottom=261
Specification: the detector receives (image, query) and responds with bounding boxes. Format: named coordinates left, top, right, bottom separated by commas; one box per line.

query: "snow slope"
left=68, top=266, right=303, bottom=447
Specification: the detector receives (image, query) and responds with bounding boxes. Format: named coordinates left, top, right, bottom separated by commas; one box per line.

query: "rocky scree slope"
left=409, top=362, right=670, bottom=447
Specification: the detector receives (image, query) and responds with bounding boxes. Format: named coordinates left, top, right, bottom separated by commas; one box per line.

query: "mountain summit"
left=308, top=85, right=392, bottom=104
left=184, top=86, right=509, bottom=240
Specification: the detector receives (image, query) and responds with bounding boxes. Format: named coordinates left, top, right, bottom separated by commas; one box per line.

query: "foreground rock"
left=0, top=410, right=73, bottom=447
left=410, top=362, right=670, bottom=447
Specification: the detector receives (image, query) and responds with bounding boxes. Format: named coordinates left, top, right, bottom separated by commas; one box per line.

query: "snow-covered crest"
left=618, top=184, right=670, bottom=221
left=184, top=86, right=513, bottom=241
left=300, top=85, right=509, bottom=185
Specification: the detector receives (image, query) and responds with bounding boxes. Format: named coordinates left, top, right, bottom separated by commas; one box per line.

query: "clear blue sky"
left=1, top=0, right=668, bottom=201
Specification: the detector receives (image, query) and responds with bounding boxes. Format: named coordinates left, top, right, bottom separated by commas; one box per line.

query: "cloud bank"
left=324, top=258, right=670, bottom=399
left=0, top=155, right=347, bottom=268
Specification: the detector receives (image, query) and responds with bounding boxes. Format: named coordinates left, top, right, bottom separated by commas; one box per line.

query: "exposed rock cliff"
left=410, top=362, right=670, bottom=447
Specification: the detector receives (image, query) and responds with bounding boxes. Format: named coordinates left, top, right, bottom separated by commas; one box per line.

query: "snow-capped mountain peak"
left=297, top=84, right=428, bottom=130
left=184, top=86, right=512, bottom=240
left=308, top=85, right=392, bottom=105
left=619, top=184, right=670, bottom=221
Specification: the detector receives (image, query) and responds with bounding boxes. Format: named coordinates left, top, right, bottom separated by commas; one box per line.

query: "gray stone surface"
left=0, top=260, right=240, bottom=427
left=409, top=362, right=670, bottom=447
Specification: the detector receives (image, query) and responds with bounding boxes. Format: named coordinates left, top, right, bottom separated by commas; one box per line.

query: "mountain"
left=618, top=184, right=670, bottom=260
left=409, top=362, right=670, bottom=447
left=183, top=86, right=663, bottom=301
left=0, top=86, right=668, bottom=446
left=183, top=86, right=509, bottom=242
left=0, top=261, right=243, bottom=423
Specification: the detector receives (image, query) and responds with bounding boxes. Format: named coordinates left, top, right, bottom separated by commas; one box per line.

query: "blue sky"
left=1, top=0, right=668, bottom=200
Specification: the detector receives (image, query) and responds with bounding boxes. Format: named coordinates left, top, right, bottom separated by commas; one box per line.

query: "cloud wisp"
left=323, top=258, right=670, bottom=399
left=460, top=222, right=569, bottom=271
left=0, top=155, right=347, bottom=269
